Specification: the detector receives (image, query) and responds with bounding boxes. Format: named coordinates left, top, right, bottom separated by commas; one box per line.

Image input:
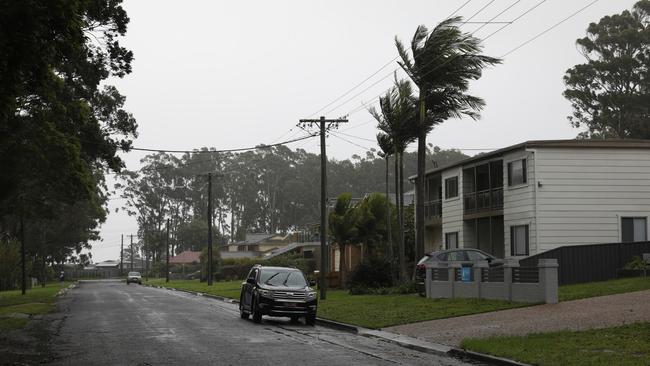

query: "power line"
left=325, top=1, right=516, bottom=117
left=127, top=133, right=317, bottom=154
left=307, top=1, right=478, bottom=119
left=329, top=131, right=373, bottom=151
left=344, top=0, right=550, bottom=117
left=500, top=0, right=600, bottom=57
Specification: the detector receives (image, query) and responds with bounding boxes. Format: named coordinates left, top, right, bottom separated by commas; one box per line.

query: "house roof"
left=169, top=250, right=201, bottom=264
left=95, top=260, right=120, bottom=268
left=410, top=139, right=650, bottom=180
left=262, top=241, right=320, bottom=259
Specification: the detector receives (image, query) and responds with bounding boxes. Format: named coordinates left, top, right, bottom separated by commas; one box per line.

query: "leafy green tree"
left=564, top=0, right=650, bottom=139
left=396, top=17, right=500, bottom=259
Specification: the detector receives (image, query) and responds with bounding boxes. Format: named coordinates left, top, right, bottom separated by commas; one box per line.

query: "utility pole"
left=166, top=218, right=170, bottom=283
left=129, top=234, right=135, bottom=271
left=298, top=116, right=347, bottom=300
left=20, top=215, right=26, bottom=295
left=120, top=234, right=124, bottom=276
left=207, top=172, right=213, bottom=286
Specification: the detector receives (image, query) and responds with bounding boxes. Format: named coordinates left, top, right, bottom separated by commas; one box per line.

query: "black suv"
left=239, top=265, right=318, bottom=325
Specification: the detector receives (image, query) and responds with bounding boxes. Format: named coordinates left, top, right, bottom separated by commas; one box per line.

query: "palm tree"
left=328, top=193, right=358, bottom=289
left=395, top=17, right=501, bottom=259
left=376, top=133, right=394, bottom=281
left=370, top=77, right=418, bottom=282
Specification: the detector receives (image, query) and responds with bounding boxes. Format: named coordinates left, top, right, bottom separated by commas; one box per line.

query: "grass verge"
left=461, top=322, right=650, bottom=366
left=145, top=278, right=528, bottom=329
left=558, top=276, right=650, bottom=302
left=0, top=282, right=70, bottom=330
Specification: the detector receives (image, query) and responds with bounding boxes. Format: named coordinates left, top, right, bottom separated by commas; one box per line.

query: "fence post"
left=474, top=260, right=489, bottom=299
left=425, top=265, right=432, bottom=298
left=449, top=262, right=462, bottom=299
left=538, top=258, right=559, bottom=304
left=504, top=258, right=519, bottom=302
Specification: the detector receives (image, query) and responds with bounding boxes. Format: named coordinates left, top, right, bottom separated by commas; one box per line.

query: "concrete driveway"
left=385, top=289, right=650, bottom=346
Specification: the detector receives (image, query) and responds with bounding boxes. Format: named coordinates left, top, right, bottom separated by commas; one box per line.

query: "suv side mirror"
left=246, top=278, right=256, bottom=285
left=309, top=280, right=316, bottom=287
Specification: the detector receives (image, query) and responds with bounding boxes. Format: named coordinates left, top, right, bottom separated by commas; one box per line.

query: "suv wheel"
left=251, top=297, right=262, bottom=324
left=305, top=314, right=316, bottom=326
left=239, top=297, right=249, bottom=319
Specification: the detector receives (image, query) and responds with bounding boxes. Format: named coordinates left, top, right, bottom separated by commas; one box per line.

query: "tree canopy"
left=564, top=0, right=650, bottom=139
left=0, top=0, right=136, bottom=286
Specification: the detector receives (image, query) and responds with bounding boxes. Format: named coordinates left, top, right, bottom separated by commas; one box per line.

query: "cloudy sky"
left=91, top=0, right=637, bottom=262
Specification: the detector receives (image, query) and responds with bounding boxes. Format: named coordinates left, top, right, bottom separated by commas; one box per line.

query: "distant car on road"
left=239, top=265, right=318, bottom=325
left=126, top=271, right=142, bottom=285
left=415, top=249, right=504, bottom=295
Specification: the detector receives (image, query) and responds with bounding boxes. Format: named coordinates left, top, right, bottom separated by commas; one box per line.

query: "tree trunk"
left=416, top=93, right=426, bottom=266
left=385, top=156, right=394, bottom=284
left=339, top=244, right=347, bottom=289
left=399, top=151, right=407, bottom=282
left=395, top=150, right=403, bottom=283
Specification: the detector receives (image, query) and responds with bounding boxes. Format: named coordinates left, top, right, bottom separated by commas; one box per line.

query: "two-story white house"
left=412, top=139, right=650, bottom=259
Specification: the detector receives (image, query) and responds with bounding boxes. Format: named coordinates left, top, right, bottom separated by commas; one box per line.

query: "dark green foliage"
left=624, top=256, right=649, bottom=270
left=564, top=1, right=650, bottom=139
left=0, top=0, right=136, bottom=283
left=348, top=282, right=416, bottom=295
left=347, top=257, right=394, bottom=291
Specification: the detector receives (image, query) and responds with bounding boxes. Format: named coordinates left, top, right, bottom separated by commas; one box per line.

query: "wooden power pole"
left=120, top=234, right=124, bottom=276
left=298, top=116, right=347, bottom=300
left=166, top=218, right=170, bottom=283
left=207, top=173, right=213, bottom=286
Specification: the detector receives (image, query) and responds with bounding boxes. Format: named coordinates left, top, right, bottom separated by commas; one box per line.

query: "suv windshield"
left=259, top=269, right=307, bottom=287
left=128, top=272, right=140, bottom=276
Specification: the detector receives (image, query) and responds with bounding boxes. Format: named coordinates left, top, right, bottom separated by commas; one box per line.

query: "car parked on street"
left=126, top=271, right=142, bottom=285
left=415, top=248, right=503, bottom=295
left=239, top=265, right=318, bottom=325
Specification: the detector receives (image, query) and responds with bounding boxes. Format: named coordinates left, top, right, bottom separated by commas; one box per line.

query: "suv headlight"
left=307, top=291, right=317, bottom=299
left=258, top=289, right=273, bottom=298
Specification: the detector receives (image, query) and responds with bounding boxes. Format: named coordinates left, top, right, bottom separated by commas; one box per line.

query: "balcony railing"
left=424, top=199, right=442, bottom=219
left=463, top=187, right=503, bottom=214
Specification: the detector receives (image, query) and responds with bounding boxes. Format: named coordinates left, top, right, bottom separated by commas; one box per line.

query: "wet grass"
left=558, top=276, right=650, bottom=302
left=0, top=282, right=70, bottom=330
left=461, top=322, right=650, bottom=366
left=145, top=279, right=243, bottom=300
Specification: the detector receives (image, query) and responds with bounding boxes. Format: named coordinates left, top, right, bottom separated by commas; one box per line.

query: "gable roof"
left=410, top=139, right=650, bottom=180
left=169, top=250, right=201, bottom=264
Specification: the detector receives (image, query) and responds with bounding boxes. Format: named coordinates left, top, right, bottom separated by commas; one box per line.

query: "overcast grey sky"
left=90, top=0, right=637, bottom=262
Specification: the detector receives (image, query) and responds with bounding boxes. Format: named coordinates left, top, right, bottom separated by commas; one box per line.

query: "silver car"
left=126, top=271, right=142, bottom=285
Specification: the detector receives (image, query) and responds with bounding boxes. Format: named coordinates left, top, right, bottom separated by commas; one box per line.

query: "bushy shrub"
left=624, top=256, right=649, bottom=270
left=347, top=257, right=393, bottom=290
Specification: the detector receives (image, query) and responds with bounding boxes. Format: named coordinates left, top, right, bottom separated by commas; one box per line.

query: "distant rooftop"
left=170, top=250, right=201, bottom=264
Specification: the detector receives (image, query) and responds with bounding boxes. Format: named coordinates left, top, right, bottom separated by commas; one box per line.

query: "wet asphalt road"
left=50, top=280, right=476, bottom=366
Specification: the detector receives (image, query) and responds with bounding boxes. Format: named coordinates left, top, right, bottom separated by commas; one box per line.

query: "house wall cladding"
left=503, top=149, right=537, bottom=257
left=441, top=167, right=464, bottom=251
left=534, top=148, right=650, bottom=252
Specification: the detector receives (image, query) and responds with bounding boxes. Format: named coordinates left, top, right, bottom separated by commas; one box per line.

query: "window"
left=445, top=176, right=458, bottom=199
left=622, top=217, right=647, bottom=242
left=445, top=232, right=458, bottom=249
left=447, top=250, right=468, bottom=261
left=247, top=268, right=258, bottom=281
left=508, top=159, right=527, bottom=186
left=466, top=250, right=489, bottom=262
left=510, top=225, right=529, bottom=256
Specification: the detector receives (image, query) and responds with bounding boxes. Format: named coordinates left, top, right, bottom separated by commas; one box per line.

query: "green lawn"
left=146, top=279, right=243, bottom=300
left=145, top=278, right=528, bottom=329
left=558, top=276, right=650, bottom=302
left=461, top=322, right=650, bottom=366
left=0, top=282, right=71, bottom=330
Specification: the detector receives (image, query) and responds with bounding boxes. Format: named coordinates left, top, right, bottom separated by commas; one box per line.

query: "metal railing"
left=424, top=199, right=442, bottom=218
left=463, top=187, right=503, bottom=214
